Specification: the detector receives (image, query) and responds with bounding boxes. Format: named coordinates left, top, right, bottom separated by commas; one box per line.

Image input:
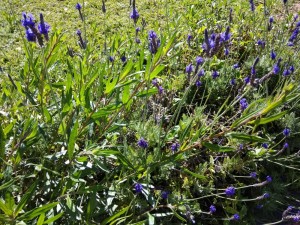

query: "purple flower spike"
left=186, top=64, right=194, bottom=75
left=109, top=56, right=114, bottom=62
left=220, top=26, right=231, bottom=42
left=230, top=78, right=236, bottom=85
left=270, top=50, right=276, bottom=60
left=161, top=191, right=169, bottom=199
left=134, top=183, right=143, bottom=193
left=148, top=30, right=160, bottom=54
left=244, top=76, right=250, bottom=84
left=38, top=20, right=50, bottom=35
left=257, top=40, right=265, bottom=48
left=212, top=70, right=219, bottom=79
left=273, top=59, right=281, bottom=74
left=283, top=142, right=289, bottom=149
left=196, top=56, right=204, bottom=65
left=266, top=175, right=272, bottom=183
left=171, top=142, right=180, bottom=152
left=195, top=80, right=202, bottom=87
left=249, top=0, right=255, bottom=11
left=233, top=63, right=239, bottom=69
left=225, top=48, right=229, bottom=56
left=240, top=98, right=248, bottom=111
left=233, top=214, right=240, bottom=220
left=25, top=28, right=36, bottom=42
left=283, top=127, right=290, bottom=137
left=250, top=172, right=257, bottom=178
left=225, top=186, right=236, bottom=197
left=130, top=8, right=139, bottom=23
left=283, top=69, right=290, bottom=76
left=137, top=137, right=148, bottom=148
left=76, top=3, right=84, bottom=21
left=76, top=3, right=82, bottom=10
left=152, top=78, right=158, bottom=86
left=209, top=205, right=216, bottom=213
left=263, top=193, right=270, bottom=198
left=121, top=55, right=127, bottom=63
left=158, top=86, right=164, bottom=94
left=262, top=143, right=268, bottom=149
left=21, top=12, right=35, bottom=27
left=187, top=34, right=192, bottom=46
left=197, top=69, right=205, bottom=77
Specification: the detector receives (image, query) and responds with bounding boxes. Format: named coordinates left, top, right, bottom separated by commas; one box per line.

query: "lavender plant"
left=1, top=0, right=300, bottom=224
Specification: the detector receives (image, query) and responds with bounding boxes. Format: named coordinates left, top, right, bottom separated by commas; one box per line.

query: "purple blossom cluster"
left=148, top=30, right=161, bottom=54
left=202, top=27, right=232, bottom=56
left=152, top=78, right=164, bottom=94
left=137, top=137, right=148, bottom=148
left=225, top=186, right=236, bottom=197
left=21, top=13, right=50, bottom=46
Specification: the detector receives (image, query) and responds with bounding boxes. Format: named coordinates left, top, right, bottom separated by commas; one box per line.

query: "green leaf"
left=18, top=202, right=59, bottom=221
left=137, top=88, right=157, bottom=97
left=182, top=168, right=207, bottom=181
left=105, top=77, right=118, bottom=94
left=0, top=199, right=13, bottom=216
left=0, top=124, right=5, bottom=159
left=37, top=213, right=45, bottom=225
left=0, top=179, right=15, bottom=191
left=149, top=65, right=165, bottom=80
left=148, top=213, right=155, bottom=225
left=120, top=60, right=133, bottom=80
left=179, top=120, right=193, bottom=143
left=261, top=83, right=295, bottom=115
left=202, top=142, right=235, bottom=152
left=122, top=84, right=130, bottom=104
left=15, top=181, right=37, bottom=217
left=86, top=192, right=97, bottom=221
left=226, top=132, right=268, bottom=143
left=68, top=120, right=79, bottom=160
left=101, top=206, right=129, bottom=225
left=5, top=192, right=14, bottom=211
left=0, top=214, right=10, bottom=223
left=4, top=121, right=15, bottom=136
left=249, top=111, right=287, bottom=125
left=91, top=105, right=122, bottom=121
left=43, top=212, right=64, bottom=224
left=91, top=149, right=134, bottom=170
left=163, top=33, right=176, bottom=55
left=171, top=209, right=186, bottom=223
left=231, top=106, right=264, bottom=129
left=42, top=107, right=52, bottom=123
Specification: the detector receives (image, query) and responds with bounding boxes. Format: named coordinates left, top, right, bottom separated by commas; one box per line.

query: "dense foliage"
left=1, top=0, right=300, bottom=224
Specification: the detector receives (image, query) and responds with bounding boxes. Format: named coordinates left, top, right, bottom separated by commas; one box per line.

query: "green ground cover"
left=1, top=0, right=300, bottom=224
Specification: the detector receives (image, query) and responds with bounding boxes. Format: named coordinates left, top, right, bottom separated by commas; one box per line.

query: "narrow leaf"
left=226, top=132, right=268, bottom=143
left=37, top=213, right=45, bottom=225
left=43, top=212, right=64, bottom=224
left=203, top=142, right=235, bottom=152
left=0, top=124, right=5, bottom=159
left=68, top=120, right=79, bottom=160
left=182, top=168, right=207, bottom=181
left=149, top=65, right=165, bottom=80
left=18, top=202, right=59, bottom=221
left=249, top=111, right=287, bottom=125
left=15, top=181, right=37, bottom=216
